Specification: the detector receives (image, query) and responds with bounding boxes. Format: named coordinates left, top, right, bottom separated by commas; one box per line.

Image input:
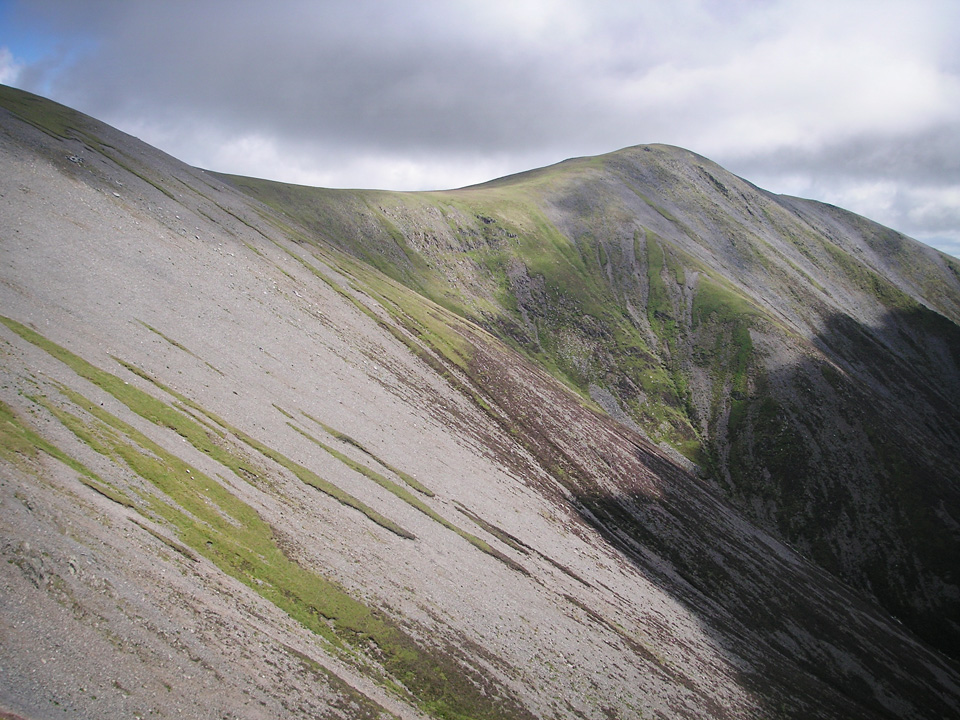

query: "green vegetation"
left=357, top=268, right=476, bottom=371
left=645, top=234, right=679, bottom=349
left=691, top=278, right=758, bottom=433
left=823, top=243, right=915, bottom=310
left=47, top=389, right=515, bottom=717
left=0, top=396, right=135, bottom=508
left=0, top=85, right=181, bottom=205
left=280, top=644, right=398, bottom=720
left=0, top=315, right=412, bottom=538
left=1, top=397, right=71, bottom=470
left=48, top=383, right=365, bottom=644
left=199, top=408, right=415, bottom=540
left=139, top=320, right=226, bottom=376
left=138, top=320, right=196, bottom=356
left=691, top=276, right=760, bottom=326
left=272, top=234, right=479, bottom=376
left=625, top=184, right=679, bottom=224
left=129, top=518, right=199, bottom=563
left=454, top=504, right=530, bottom=556
left=233, top=154, right=933, bottom=505
left=300, top=412, right=435, bottom=496
left=225, top=155, right=821, bottom=480
left=124, top=363, right=416, bottom=540
left=0, top=84, right=82, bottom=140
left=226, top=172, right=718, bottom=457
left=289, top=421, right=525, bottom=572
left=0, top=314, right=534, bottom=720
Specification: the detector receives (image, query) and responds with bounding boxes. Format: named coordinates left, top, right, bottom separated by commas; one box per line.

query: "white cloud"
left=599, top=0, right=960, bottom=160
left=915, top=233, right=960, bottom=258
left=903, top=185, right=960, bottom=230
left=0, top=47, right=22, bottom=85
left=120, top=118, right=524, bottom=191
left=203, top=133, right=486, bottom=191
left=743, top=172, right=960, bottom=257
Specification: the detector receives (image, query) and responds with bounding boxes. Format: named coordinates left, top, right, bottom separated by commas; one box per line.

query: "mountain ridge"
left=1, top=83, right=959, bottom=719
left=219, top=138, right=960, bottom=661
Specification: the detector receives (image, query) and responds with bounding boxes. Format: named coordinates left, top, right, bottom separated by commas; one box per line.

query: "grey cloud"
left=5, top=0, right=960, bottom=255
left=719, top=124, right=960, bottom=247
left=726, top=125, right=960, bottom=186
left=26, top=0, right=609, bottom=154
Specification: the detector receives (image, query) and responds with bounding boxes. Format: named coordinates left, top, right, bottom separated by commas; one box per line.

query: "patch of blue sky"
left=0, top=1, right=98, bottom=95
left=0, top=1, right=52, bottom=64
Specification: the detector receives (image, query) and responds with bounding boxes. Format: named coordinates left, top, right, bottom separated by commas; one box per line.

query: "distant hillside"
left=2, top=83, right=959, bottom=720
left=223, top=142, right=960, bottom=660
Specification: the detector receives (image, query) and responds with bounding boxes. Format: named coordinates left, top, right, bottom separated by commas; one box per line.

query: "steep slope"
left=2, top=84, right=960, bottom=720
left=224, top=144, right=960, bottom=661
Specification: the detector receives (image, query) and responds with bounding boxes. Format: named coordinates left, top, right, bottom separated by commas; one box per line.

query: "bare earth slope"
left=1, top=85, right=959, bottom=719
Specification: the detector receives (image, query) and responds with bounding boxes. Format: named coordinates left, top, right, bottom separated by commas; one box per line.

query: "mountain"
left=1, top=83, right=959, bottom=719
left=223, top=142, right=960, bottom=658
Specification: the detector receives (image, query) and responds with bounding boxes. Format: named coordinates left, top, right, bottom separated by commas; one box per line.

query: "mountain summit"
left=225, top=139, right=960, bottom=656
left=1, top=84, right=959, bottom=719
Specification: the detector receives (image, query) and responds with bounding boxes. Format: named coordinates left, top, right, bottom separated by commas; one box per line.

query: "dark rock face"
left=2, top=83, right=960, bottom=719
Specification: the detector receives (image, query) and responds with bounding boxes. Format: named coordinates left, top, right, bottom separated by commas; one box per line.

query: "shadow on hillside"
left=562, top=304, right=960, bottom=718
left=457, top=290, right=960, bottom=715
left=570, top=481, right=959, bottom=719
left=732, top=306, right=960, bottom=655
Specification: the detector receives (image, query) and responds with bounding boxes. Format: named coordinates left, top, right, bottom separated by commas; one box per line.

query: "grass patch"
left=2, top=316, right=532, bottom=719
left=129, top=518, right=199, bottom=563
left=45, top=390, right=413, bottom=688
left=138, top=320, right=226, bottom=377
left=0, top=396, right=136, bottom=508
left=454, top=503, right=530, bottom=556
left=280, top=644, right=399, bottom=720
left=219, top=169, right=714, bottom=461
left=120, top=363, right=415, bottom=540
left=0, top=315, right=413, bottom=539
left=289, top=422, right=526, bottom=573
left=645, top=233, right=679, bottom=353
left=138, top=320, right=199, bottom=358
left=0, top=84, right=81, bottom=140
left=823, top=243, right=914, bottom=309
left=225, top=419, right=415, bottom=540
left=691, top=278, right=757, bottom=434
left=137, top=320, right=224, bottom=377
left=300, top=412, right=434, bottom=496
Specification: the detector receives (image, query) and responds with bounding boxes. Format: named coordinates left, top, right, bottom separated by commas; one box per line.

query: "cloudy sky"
left=2, top=0, right=959, bottom=257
